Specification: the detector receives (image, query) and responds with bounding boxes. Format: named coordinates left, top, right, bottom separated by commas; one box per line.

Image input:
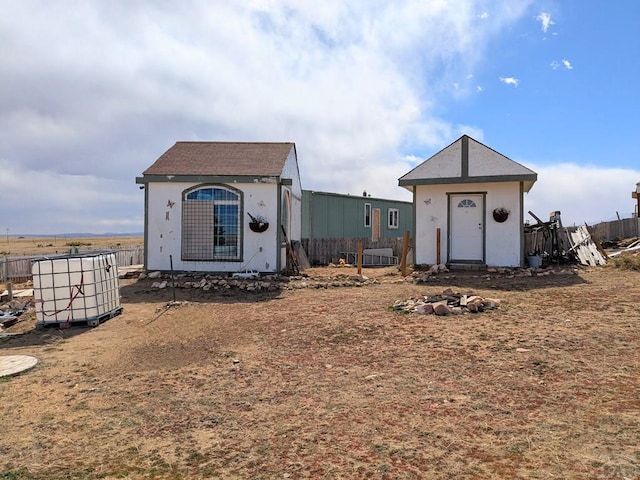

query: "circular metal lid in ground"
left=0, top=355, right=38, bottom=378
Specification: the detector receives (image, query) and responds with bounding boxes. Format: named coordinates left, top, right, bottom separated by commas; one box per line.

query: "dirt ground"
left=1, top=265, right=639, bottom=479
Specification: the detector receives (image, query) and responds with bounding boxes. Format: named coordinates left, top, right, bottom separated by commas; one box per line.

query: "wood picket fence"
left=300, top=237, right=406, bottom=266
left=1, top=246, right=144, bottom=283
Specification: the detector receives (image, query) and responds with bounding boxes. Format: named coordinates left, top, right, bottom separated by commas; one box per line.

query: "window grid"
left=364, top=203, right=372, bottom=228
left=182, top=187, right=241, bottom=261
left=388, top=208, right=399, bottom=229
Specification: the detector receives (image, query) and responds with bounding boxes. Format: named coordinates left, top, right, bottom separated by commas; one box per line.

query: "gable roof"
left=143, top=142, right=296, bottom=177
left=398, top=135, right=537, bottom=192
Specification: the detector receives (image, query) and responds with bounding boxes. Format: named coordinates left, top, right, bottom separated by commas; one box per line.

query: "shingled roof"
left=143, top=142, right=295, bottom=177
left=399, top=135, right=537, bottom=192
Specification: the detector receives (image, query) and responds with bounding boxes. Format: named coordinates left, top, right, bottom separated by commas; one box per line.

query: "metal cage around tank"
left=32, top=253, right=122, bottom=328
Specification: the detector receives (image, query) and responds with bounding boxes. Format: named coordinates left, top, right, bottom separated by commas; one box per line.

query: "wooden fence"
left=585, top=217, right=640, bottom=242
left=301, top=237, right=407, bottom=266
left=1, top=246, right=144, bottom=283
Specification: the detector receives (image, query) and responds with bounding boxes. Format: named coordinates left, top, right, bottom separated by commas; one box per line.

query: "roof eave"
left=398, top=174, right=538, bottom=187
left=136, top=174, right=283, bottom=185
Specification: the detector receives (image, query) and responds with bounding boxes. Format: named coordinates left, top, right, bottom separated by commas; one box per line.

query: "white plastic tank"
left=32, top=253, right=122, bottom=327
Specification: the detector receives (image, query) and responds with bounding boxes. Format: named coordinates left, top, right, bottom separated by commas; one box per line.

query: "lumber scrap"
left=568, top=225, right=606, bottom=266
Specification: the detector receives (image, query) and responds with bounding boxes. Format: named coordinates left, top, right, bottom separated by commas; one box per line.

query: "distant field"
left=0, top=236, right=144, bottom=256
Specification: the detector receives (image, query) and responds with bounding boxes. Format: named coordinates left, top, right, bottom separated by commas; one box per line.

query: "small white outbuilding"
left=136, top=142, right=302, bottom=274
left=398, top=135, right=537, bottom=268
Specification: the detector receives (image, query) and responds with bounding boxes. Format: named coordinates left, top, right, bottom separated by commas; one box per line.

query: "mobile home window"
left=388, top=208, right=399, bottom=229
left=182, top=185, right=242, bottom=261
left=364, top=203, right=372, bottom=228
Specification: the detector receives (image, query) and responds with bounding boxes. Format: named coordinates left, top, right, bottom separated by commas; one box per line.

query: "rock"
left=148, top=271, right=162, bottom=279
left=350, top=274, right=369, bottom=282
left=433, top=301, right=451, bottom=316
left=415, top=303, right=434, bottom=314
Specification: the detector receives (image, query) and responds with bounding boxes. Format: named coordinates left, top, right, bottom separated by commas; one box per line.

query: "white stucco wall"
left=414, top=181, right=524, bottom=267
left=145, top=181, right=282, bottom=272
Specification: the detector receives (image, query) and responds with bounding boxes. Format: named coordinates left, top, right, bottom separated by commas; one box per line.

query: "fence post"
left=400, top=230, right=410, bottom=276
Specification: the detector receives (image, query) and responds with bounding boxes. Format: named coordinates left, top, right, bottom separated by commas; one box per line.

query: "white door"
left=449, top=194, right=484, bottom=262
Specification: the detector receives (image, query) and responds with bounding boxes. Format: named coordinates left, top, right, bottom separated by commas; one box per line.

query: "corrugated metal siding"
left=302, top=191, right=413, bottom=239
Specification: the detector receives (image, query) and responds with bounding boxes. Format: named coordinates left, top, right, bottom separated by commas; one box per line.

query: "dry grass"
left=0, top=265, right=639, bottom=479
left=0, top=236, right=143, bottom=256
left=606, top=251, right=640, bottom=271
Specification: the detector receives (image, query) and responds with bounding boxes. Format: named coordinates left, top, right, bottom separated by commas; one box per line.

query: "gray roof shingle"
left=143, top=142, right=295, bottom=177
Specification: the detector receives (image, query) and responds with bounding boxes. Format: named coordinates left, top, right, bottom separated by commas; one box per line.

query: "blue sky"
left=1, top=0, right=639, bottom=234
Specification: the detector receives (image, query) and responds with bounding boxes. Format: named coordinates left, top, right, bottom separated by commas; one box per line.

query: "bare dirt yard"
left=1, top=264, right=639, bottom=479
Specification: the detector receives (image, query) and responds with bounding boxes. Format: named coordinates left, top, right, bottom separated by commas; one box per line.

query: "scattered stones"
left=144, top=271, right=379, bottom=293
left=140, top=263, right=578, bottom=295
left=392, top=289, right=501, bottom=315
left=412, top=265, right=578, bottom=284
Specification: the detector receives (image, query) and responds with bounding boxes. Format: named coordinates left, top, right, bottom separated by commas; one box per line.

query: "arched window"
left=182, top=185, right=242, bottom=261
left=457, top=199, right=477, bottom=208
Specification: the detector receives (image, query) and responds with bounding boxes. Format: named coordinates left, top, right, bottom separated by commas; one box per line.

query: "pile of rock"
left=411, top=265, right=578, bottom=283
left=391, top=288, right=500, bottom=315
left=142, top=271, right=376, bottom=292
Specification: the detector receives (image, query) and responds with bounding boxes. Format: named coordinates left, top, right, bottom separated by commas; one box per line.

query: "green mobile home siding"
left=302, top=190, right=413, bottom=239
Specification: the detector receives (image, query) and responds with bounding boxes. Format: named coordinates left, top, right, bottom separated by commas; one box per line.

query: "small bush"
left=607, top=254, right=640, bottom=270
left=65, top=241, right=92, bottom=247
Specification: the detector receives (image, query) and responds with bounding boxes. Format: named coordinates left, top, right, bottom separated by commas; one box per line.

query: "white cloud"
left=0, top=0, right=536, bottom=233
left=550, top=59, right=573, bottom=70
left=476, top=85, right=483, bottom=92
left=499, top=76, right=519, bottom=86
left=524, top=164, right=640, bottom=226
left=479, top=12, right=489, bottom=19
left=536, top=12, right=555, bottom=33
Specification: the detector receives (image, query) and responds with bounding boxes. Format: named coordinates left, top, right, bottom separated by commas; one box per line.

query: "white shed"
left=136, top=142, right=302, bottom=274
left=398, top=135, right=537, bottom=268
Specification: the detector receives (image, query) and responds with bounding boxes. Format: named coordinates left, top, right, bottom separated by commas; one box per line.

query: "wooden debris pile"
left=0, top=299, right=31, bottom=329
left=525, top=210, right=607, bottom=267
left=608, top=237, right=640, bottom=258
left=391, top=288, right=500, bottom=316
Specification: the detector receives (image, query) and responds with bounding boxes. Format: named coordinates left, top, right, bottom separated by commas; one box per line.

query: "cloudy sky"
left=1, top=0, right=639, bottom=235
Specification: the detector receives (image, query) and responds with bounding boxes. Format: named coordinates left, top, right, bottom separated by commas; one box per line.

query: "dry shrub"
left=607, top=252, right=640, bottom=270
